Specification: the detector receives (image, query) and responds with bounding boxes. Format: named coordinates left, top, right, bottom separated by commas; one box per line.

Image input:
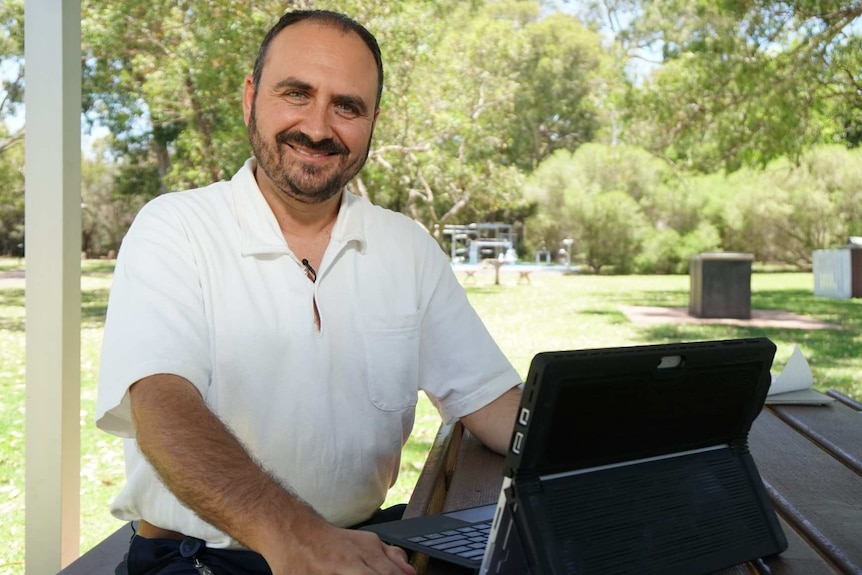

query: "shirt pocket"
left=360, top=311, right=421, bottom=412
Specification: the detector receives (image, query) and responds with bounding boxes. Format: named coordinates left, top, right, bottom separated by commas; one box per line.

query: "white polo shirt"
left=96, top=158, right=520, bottom=548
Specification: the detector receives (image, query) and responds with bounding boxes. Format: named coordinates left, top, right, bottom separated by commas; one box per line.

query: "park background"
left=1, top=0, right=862, bottom=573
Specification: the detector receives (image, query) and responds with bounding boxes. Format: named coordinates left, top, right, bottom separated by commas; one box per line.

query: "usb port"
left=512, top=431, right=524, bottom=454
left=518, top=407, right=530, bottom=426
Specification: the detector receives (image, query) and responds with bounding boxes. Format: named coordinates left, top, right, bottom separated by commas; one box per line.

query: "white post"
left=24, top=1, right=82, bottom=572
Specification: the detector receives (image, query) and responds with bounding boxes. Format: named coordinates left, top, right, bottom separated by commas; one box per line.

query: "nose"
left=299, top=102, right=334, bottom=143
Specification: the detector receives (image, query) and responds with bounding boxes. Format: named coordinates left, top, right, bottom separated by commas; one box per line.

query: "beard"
left=247, top=100, right=371, bottom=204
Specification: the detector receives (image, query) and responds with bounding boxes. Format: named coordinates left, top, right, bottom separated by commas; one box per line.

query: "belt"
left=137, top=519, right=186, bottom=540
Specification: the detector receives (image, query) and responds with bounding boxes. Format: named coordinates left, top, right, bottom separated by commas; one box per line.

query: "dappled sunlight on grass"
left=467, top=271, right=862, bottom=399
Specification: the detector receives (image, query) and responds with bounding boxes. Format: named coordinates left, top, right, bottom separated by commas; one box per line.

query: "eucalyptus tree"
left=2, top=1, right=619, bottom=255
left=0, top=0, right=23, bottom=136
left=364, top=0, right=614, bottom=239
left=81, top=0, right=295, bottom=194
left=0, top=0, right=24, bottom=255
left=80, top=1, right=547, bottom=240
left=590, top=0, right=862, bottom=172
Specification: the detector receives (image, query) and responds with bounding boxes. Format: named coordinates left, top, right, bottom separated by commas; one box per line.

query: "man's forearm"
left=129, top=374, right=322, bottom=555
left=460, top=386, right=522, bottom=454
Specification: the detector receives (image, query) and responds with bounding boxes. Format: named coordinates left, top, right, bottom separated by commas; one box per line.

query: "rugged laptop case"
left=501, top=338, right=787, bottom=575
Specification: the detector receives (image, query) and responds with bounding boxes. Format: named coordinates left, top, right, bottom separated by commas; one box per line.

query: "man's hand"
left=265, top=521, right=415, bottom=575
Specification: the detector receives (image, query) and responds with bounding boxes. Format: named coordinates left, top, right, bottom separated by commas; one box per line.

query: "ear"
left=371, top=107, right=380, bottom=132
left=242, top=75, right=256, bottom=126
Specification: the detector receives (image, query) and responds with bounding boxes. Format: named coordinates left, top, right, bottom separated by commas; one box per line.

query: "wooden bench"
left=461, top=268, right=477, bottom=283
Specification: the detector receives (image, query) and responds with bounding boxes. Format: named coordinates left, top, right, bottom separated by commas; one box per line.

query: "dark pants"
left=119, top=505, right=408, bottom=575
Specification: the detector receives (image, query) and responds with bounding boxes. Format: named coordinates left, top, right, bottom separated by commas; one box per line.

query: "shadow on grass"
left=0, top=288, right=24, bottom=331
left=639, top=323, right=861, bottom=367
left=464, top=285, right=508, bottom=296
left=0, top=287, right=108, bottom=332
left=632, top=287, right=862, bottom=390
left=82, top=289, right=109, bottom=327
left=82, top=260, right=117, bottom=275
left=594, top=288, right=691, bottom=308
left=578, top=308, right=631, bottom=324
left=753, top=289, right=862, bottom=321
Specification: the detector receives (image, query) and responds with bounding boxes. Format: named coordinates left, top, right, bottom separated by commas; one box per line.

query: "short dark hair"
left=252, top=9, right=384, bottom=109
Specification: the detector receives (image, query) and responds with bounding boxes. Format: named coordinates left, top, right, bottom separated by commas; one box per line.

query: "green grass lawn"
left=1, top=261, right=860, bottom=573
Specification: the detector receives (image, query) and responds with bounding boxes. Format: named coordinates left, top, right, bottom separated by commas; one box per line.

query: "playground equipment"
left=443, top=222, right=518, bottom=264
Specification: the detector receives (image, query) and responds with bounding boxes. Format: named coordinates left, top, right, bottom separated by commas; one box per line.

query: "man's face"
left=243, top=21, right=380, bottom=204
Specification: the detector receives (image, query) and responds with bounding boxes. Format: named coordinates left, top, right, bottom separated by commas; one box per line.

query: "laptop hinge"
left=510, top=471, right=543, bottom=497
left=730, top=437, right=750, bottom=455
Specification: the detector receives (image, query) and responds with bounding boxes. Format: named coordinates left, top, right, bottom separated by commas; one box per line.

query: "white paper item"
left=766, top=346, right=834, bottom=405
left=768, top=346, right=814, bottom=395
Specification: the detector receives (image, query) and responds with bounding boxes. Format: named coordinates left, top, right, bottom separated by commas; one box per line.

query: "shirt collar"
left=233, top=158, right=368, bottom=256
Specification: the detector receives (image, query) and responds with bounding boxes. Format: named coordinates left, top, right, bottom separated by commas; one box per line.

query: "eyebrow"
left=273, top=77, right=313, bottom=94
left=272, top=76, right=370, bottom=117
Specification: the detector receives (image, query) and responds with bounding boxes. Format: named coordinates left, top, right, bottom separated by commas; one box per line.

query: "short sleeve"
left=417, top=242, right=522, bottom=423
left=96, top=198, right=212, bottom=438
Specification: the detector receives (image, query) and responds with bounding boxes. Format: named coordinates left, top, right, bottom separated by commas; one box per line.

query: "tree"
left=0, top=0, right=22, bottom=98
left=360, top=1, right=615, bottom=239
left=524, top=145, right=656, bottom=272
left=81, top=0, right=293, bottom=194
left=0, top=0, right=24, bottom=154
left=635, top=223, right=721, bottom=274
left=81, top=146, right=147, bottom=258
left=79, top=1, right=569, bottom=242
left=591, top=0, right=862, bottom=172
left=0, top=126, right=24, bottom=255
left=573, top=190, right=647, bottom=273
left=0, top=0, right=24, bottom=256
left=680, top=145, right=862, bottom=267
left=3, top=1, right=625, bottom=256
left=496, top=9, right=608, bottom=171
left=356, top=0, right=522, bottom=237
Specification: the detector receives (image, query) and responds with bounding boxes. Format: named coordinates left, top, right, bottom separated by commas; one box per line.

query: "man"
left=96, top=9, right=522, bottom=575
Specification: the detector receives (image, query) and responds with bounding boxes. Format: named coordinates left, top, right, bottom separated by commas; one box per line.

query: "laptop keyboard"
left=405, top=520, right=492, bottom=561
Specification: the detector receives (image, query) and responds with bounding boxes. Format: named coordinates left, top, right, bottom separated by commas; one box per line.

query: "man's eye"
left=336, top=104, right=359, bottom=116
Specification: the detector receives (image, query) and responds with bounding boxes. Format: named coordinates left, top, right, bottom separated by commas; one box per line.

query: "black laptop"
left=362, top=338, right=788, bottom=574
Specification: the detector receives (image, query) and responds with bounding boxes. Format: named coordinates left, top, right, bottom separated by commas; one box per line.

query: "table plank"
left=750, top=410, right=862, bottom=574
left=827, top=390, right=862, bottom=411
left=769, top=403, right=862, bottom=476
left=760, top=516, right=845, bottom=575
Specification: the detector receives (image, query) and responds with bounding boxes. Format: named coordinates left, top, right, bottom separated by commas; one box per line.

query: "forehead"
left=261, top=20, right=378, bottom=101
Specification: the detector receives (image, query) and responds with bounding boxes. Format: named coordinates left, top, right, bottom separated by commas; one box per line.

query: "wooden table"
left=406, top=390, right=862, bottom=575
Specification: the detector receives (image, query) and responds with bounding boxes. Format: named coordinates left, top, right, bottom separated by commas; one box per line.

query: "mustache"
left=276, top=131, right=348, bottom=155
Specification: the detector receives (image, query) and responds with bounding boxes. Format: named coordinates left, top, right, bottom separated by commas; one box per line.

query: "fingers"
left=268, top=527, right=415, bottom=575
left=333, top=531, right=415, bottom=575
left=382, top=543, right=415, bottom=575
left=361, top=537, right=415, bottom=575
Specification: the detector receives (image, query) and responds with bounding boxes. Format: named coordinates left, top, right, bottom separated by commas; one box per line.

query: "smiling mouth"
left=288, top=144, right=340, bottom=159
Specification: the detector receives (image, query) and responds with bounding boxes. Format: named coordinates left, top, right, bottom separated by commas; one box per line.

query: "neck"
left=276, top=198, right=340, bottom=239
left=254, top=168, right=341, bottom=239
